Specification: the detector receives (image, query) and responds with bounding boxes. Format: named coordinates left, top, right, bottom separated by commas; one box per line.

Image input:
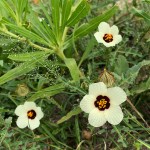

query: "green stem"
left=28, top=41, right=51, bottom=51
left=113, top=125, right=126, bottom=146
left=0, top=28, right=52, bottom=52
left=105, top=48, right=111, bottom=68
left=1, top=29, right=25, bottom=41
left=14, top=128, right=32, bottom=137
left=61, top=27, right=69, bottom=45
left=0, top=94, right=19, bottom=105
left=55, top=48, right=66, bottom=60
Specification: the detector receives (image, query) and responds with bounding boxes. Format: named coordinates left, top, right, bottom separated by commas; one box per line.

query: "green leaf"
left=78, top=37, right=96, bottom=67
left=3, top=22, right=49, bottom=46
left=126, top=60, right=150, bottom=84
left=142, top=0, right=150, bottom=3
left=61, top=0, right=72, bottom=28
left=131, top=7, right=150, bottom=25
left=137, top=139, right=150, bottom=149
left=0, top=53, right=49, bottom=85
left=49, top=98, right=63, bottom=110
left=8, top=51, right=51, bottom=61
left=64, top=58, right=80, bottom=81
left=51, top=0, right=60, bottom=36
left=57, top=107, right=82, bottom=124
left=0, top=0, right=28, bottom=25
left=29, top=12, right=57, bottom=45
left=0, top=0, right=16, bottom=22
left=74, top=5, right=118, bottom=39
left=27, top=84, right=64, bottom=102
left=0, top=60, right=3, bottom=66
left=115, top=55, right=129, bottom=75
left=131, top=77, right=150, bottom=95
left=0, top=37, right=18, bottom=46
left=41, top=124, right=59, bottom=145
left=39, top=2, right=53, bottom=27
left=66, top=0, right=90, bottom=26
left=147, top=38, right=150, bottom=42
left=12, top=0, right=28, bottom=24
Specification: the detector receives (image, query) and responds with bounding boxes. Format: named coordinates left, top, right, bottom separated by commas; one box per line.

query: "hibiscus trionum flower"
left=80, top=82, right=127, bottom=127
left=94, top=22, right=122, bottom=47
left=15, top=102, right=44, bottom=130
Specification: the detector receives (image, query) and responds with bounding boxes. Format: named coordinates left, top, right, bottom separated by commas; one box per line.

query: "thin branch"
left=127, top=98, right=149, bottom=128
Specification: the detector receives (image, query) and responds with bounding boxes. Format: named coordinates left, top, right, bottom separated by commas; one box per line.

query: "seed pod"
left=82, top=130, right=92, bottom=140
left=99, top=68, right=115, bottom=87
left=16, top=83, right=29, bottom=97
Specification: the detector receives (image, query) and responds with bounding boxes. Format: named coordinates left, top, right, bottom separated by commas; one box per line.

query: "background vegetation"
left=0, top=0, right=150, bottom=149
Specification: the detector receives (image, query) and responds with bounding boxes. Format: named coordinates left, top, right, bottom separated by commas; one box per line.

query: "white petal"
left=36, top=107, right=44, bottom=120
left=107, top=87, right=127, bottom=105
left=98, top=22, right=110, bottom=33
left=89, top=82, right=107, bottom=97
left=104, top=105, right=123, bottom=125
left=80, top=95, right=96, bottom=113
left=94, top=32, right=104, bottom=43
left=101, top=34, right=122, bottom=47
left=16, top=115, right=28, bottom=129
left=88, top=108, right=106, bottom=127
left=28, top=117, right=40, bottom=130
left=24, top=102, right=37, bottom=111
left=15, top=105, right=26, bottom=116
left=110, top=25, right=119, bottom=35
left=113, top=35, right=122, bottom=44
left=102, top=40, right=116, bottom=47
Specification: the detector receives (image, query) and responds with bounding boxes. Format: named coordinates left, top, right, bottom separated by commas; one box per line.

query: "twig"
left=127, top=98, right=149, bottom=128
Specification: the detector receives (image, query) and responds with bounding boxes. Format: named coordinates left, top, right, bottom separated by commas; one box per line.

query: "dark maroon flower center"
left=103, top=34, right=113, bottom=43
left=27, top=110, right=36, bottom=119
left=94, top=95, right=110, bottom=111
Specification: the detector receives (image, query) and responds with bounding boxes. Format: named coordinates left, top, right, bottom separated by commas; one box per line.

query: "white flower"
left=80, top=82, right=126, bottom=127
left=15, top=102, right=44, bottom=130
left=94, top=22, right=122, bottom=47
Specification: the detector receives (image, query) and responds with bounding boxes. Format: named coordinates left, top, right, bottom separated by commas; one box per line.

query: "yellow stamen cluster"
left=103, top=34, right=113, bottom=43
left=97, top=99, right=107, bottom=109
left=27, top=111, right=33, bottom=118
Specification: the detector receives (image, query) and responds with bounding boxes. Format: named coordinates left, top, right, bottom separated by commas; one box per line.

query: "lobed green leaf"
left=131, top=77, right=150, bottom=95
left=115, top=55, right=129, bottom=76
left=125, top=60, right=150, bottom=84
